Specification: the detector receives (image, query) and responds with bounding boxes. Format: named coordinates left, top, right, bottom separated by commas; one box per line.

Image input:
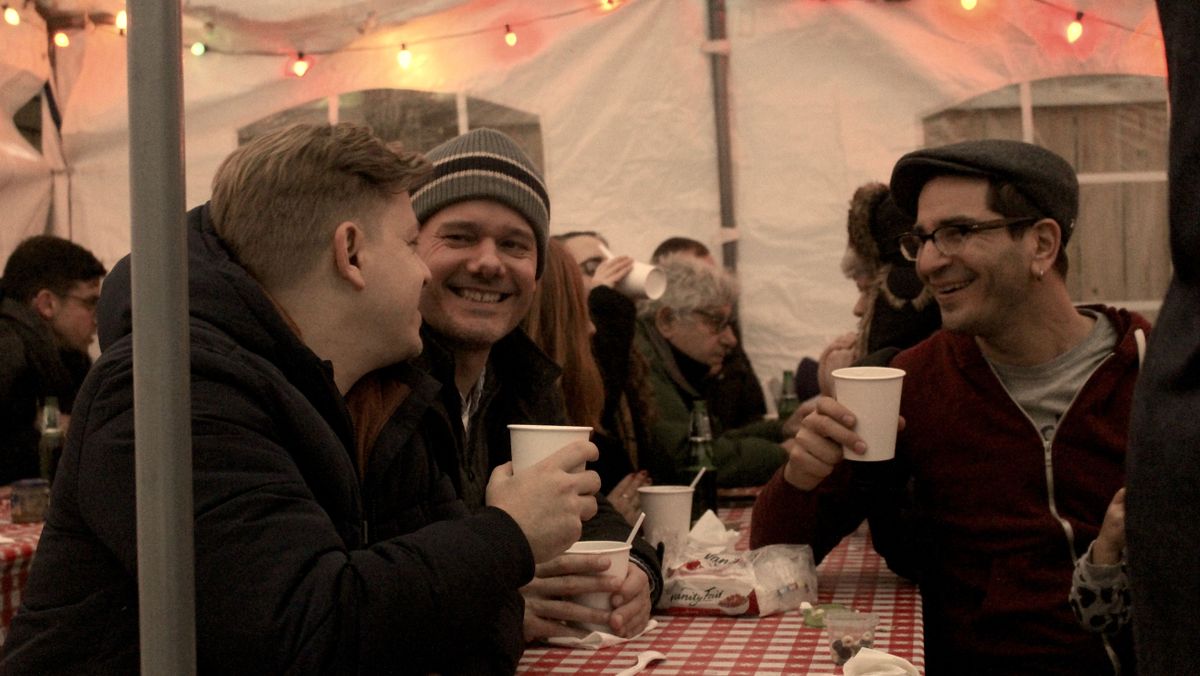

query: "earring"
left=1036, top=268, right=1045, bottom=281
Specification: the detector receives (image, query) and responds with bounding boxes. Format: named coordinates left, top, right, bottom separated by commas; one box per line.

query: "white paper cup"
left=637, top=485, right=694, bottom=563
left=598, top=243, right=667, bottom=300
left=508, top=424, right=592, bottom=474
left=831, top=366, right=905, bottom=462
left=617, top=261, right=667, bottom=300
left=563, top=540, right=631, bottom=633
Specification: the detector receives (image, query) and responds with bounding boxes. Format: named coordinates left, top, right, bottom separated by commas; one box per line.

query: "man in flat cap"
left=751, top=139, right=1149, bottom=674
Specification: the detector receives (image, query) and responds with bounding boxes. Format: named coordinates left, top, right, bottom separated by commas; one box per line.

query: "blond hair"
left=209, top=123, right=430, bottom=288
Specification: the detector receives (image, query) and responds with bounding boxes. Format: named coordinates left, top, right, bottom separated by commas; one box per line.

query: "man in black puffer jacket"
left=1, top=123, right=600, bottom=674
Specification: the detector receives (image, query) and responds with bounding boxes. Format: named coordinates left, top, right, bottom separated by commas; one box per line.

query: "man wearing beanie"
left=4, top=123, right=600, bottom=674
left=384, top=128, right=661, bottom=644
left=752, top=139, right=1149, bottom=674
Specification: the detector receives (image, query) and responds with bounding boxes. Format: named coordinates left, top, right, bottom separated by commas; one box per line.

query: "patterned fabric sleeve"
left=1068, top=539, right=1132, bottom=635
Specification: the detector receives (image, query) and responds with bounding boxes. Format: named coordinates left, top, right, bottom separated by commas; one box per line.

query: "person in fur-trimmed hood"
left=815, top=182, right=942, bottom=396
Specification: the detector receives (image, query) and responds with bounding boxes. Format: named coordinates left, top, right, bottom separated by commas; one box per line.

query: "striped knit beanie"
left=412, top=128, right=551, bottom=277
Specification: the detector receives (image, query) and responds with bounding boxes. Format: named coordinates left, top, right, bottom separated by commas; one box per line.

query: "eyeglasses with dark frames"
left=62, top=294, right=100, bottom=311
left=690, top=309, right=735, bottom=334
left=896, top=216, right=1039, bottom=262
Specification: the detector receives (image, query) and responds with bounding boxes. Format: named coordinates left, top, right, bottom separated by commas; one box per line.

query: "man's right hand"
left=782, top=396, right=866, bottom=491
left=486, top=441, right=601, bottom=563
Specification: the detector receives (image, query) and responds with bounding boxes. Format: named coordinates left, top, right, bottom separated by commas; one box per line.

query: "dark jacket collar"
left=415, top=324, right=562, bottom=402
left=95, top=202, right=356, bottom=453
left=637, top=316, right=703, bottom=399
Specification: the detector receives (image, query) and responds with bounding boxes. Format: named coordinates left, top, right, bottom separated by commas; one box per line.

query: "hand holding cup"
left=486, top=440, right=600, bottom=563
left=782, top=394, right=904, bottom=491
left=597, top=244, right=666, bottom=300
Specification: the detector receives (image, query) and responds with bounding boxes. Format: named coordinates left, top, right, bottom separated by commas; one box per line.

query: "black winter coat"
left=412, top=326, right=663, bottom=603
left=1, top=204, right=534, bottom=675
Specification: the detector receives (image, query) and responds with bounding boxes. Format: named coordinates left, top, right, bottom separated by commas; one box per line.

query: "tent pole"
left=706, top=0, right=737, bottom=271
left=127, top=0, right=196, bottom=673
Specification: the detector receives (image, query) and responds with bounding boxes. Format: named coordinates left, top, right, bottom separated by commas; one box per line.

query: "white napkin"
left=688, top=509, right=739, bottom=549
left=843, top=647, right=919, bottom=676
left=545, top=619, right=660, bottom=650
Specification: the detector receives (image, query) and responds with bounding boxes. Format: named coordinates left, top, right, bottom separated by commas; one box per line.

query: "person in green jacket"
left=635, top=255, right=801, bottom=487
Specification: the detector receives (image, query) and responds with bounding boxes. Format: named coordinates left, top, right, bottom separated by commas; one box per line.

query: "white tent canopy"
left=0, top=0, right=1166, bottom=392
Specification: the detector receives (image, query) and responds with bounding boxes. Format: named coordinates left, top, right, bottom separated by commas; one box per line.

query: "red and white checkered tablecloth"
left=0, top=513, right=43, bottom=646
left=518, top=505, right=923, bottom=675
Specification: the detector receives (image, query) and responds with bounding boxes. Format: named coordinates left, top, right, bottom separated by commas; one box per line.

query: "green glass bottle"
left=778, top=369, right=800, bottom=420
left=688, top=400, right=718, bottom=516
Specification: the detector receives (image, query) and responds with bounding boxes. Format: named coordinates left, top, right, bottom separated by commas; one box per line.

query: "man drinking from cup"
left=751, top=140, right=1149, bottom=675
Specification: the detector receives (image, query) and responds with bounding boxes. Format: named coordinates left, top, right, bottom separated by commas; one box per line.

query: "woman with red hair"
left=522, top=238, right=650, bottom=524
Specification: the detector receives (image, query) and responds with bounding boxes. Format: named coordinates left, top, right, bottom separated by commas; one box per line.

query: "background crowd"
left=0, top=2, right=1197, bottom=671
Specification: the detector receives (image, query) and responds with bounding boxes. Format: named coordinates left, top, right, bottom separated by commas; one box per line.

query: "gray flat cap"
left=890, top=139, right=1079, bottom=243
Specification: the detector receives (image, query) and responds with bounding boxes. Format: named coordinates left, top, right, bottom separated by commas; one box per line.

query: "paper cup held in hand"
left=831, top=367, right=905, bottom=462
left=637, top=485, right=693, bottom=563
left=598, top=243, right=666, bottom=300
left=617, top=262, right=667, bottom=300
left=563, top=540, right=631, bottom=633
left=507, top=424, right=592, bottom=474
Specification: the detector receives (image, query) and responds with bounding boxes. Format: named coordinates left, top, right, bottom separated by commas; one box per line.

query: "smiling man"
left=3, top=124, right=594, bottom=674
left=750, top=140, right=1150, bottom=675
left=403, top=127, right=663, bottom=643
left=1, top=235, right=106, bottom=484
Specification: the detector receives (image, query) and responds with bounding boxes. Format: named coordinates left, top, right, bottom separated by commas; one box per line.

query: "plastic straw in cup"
left=689, top=467, right=707, bottom=489
left=626, top=512, right=646, bottom=546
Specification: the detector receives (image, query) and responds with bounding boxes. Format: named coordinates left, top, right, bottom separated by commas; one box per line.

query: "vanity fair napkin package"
left=658, top=511, right=818, bottom=616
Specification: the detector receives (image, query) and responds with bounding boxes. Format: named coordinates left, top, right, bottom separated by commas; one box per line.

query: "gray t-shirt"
left=987, top=309, right=1119, bottom=442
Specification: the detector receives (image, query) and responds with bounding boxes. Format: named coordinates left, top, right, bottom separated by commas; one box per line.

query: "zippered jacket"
left=751, top=305, right=1149, bottom=675
left=1, top=204, right=534, bottom=674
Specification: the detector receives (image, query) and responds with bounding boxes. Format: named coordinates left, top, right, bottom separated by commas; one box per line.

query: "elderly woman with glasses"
left=634, top=254, right=794, bottom=488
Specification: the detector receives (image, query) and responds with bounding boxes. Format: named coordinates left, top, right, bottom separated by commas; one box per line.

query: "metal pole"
left=126, top=1, right=196, bottom=673
left=706, top=0, right=737, bottom=271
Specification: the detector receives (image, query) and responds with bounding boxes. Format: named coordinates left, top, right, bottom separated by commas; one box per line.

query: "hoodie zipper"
left=985, top=352, right=1114, bottom=565
left=985, top=348, right=1124, bottom=676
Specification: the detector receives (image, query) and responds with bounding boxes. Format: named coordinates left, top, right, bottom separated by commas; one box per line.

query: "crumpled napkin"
left=688, top=509, right=739, bottom=549
left=843, top=647, right=919, bottom=676
left=545, top=619, right=660, bottom=650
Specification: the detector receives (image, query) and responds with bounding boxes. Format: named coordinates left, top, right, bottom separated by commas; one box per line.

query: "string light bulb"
left=3, top=4, right=20, bottom=26
left=960, top=0, right=977, bottom=10
left=397, top=44, right=412, bottom=69
left=115, top=9, right=127, bottom=34
left=1066, top=11, right=1084, bottom=44
left=53, top=31, right=70, bottom=47
left=190, top=41, right=207, bottom=56
left=600, top=0, right=618, bottom=11
left=504, top=24, right=517, bottom=47
left=289, top=52, right=310, bottom=77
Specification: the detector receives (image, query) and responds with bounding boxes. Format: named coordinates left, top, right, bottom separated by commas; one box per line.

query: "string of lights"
left=2, top=0, right=1163, bottom=78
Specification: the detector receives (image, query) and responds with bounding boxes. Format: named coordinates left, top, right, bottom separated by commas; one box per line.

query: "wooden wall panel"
left=923, top=109, right=1022, bottom=147
left=1077, top=185, right=1127, bottom=301
left=924, top=82, right=1169, bottom=306
left=1123, top=182, right=1172, bottom=299
left=1118, top=103, right=1169, bottom=171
